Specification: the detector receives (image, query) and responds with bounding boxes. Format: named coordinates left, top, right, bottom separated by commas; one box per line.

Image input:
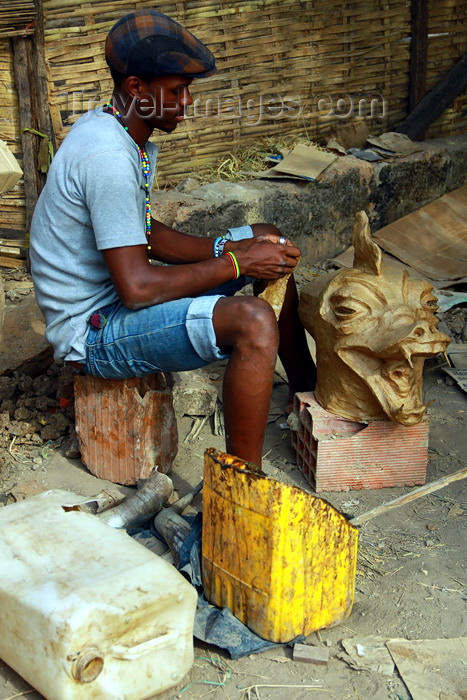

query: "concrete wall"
left=152, top=135, right=467, bottom=265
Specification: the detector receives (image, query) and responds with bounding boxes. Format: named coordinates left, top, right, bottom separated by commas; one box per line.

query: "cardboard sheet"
left=447, top=343, right=467, bottom=369
left=366, top=132, right=425, bottom=156
left=340, top=635, right=395, bottom=676
left=327, top=130, right=424, bottom=161
left=333, top=245, right=467, bottom=288
left=249, top=143, right=337, bottom=181
left=372, top=185, right=467, bottom=281
left=443, top=367, right=467, bottom=392
left=0, top=139, right=23, bottom=194
left=444, top=341, right=467, bottom=392
left=332, top=120, right=369, bottom=150
left=436, top=291, right=467, bottom=311
left=444, top=367, right=467, bottom=392
left=386, top=637, right=467, bottom=700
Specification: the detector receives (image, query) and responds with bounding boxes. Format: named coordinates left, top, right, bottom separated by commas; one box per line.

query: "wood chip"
left=292, top=643, right=329, bottom=665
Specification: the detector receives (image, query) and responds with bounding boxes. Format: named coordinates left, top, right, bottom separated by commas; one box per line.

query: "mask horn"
left=352, top=210, right=382, bottom=276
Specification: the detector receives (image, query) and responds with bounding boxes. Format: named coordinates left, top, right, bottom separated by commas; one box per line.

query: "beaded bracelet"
left=225, top=251, right=241, bottom=279
left=213, top=235, right=227, bottom=258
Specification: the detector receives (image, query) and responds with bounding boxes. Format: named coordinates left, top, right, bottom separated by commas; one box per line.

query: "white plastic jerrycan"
left=0, top=490, right=197, bottom=700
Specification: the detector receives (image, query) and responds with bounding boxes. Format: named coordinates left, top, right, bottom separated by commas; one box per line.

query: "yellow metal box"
left=202, top=449, right=358, bottom=643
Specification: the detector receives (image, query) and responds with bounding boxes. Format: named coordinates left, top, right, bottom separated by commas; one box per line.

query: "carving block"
left=74, top=374, right=178, bottom=485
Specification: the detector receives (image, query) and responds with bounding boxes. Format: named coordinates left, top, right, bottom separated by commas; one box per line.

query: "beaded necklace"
left=105, top=101, right=152, bottom=252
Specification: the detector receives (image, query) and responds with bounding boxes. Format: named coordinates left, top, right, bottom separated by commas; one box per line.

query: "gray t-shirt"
left=30, top=108, right=158, bottom=362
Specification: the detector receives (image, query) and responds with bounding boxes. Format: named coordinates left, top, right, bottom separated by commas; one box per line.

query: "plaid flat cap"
left=105, top=10, right=216, bottom=78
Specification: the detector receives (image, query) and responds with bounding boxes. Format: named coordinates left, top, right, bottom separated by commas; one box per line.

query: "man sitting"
left=30, top=10, right=315, bottom=468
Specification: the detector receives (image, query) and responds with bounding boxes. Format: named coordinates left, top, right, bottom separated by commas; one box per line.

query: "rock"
left=437, top=320, right=452, bottom=339
left=287, top=412, right=300, bottom=431
left=0, top=399, right=14, bottom=416
left=0, top=363, right=75, bottom=461
left=33, top=396, right=56, bottom=411
left=175, top=176, right=202, bottom=194
left=0, top=377, right=17, bottom=400
left=0, top=274, right=4, bottom=343
left=8, top=419, right=41, bottom=437
left=172, top=369, right=218, bottom=417
left=64, top=429, right=81, bottom=459
left=32, top=374, right=54, bottom=396
left=14, top=406, right=33, bottom=421
left=40, top=412, right=70, bottom=441
left=438, top=308, right=467, bottom=343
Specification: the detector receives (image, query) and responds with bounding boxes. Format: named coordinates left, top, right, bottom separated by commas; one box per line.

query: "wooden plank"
left=12, top=36, right=38, bottom=237
left=0, top=245, right=25, bottom=258
left=32, top=0, right=56, bottom=154
left=0, top=255, right=26, bottom=269
left=397, top=52, right=467, bottom=139
left=409, top=0, right=429, bottom=111
left=0, top=1, right=36, bottom=38
left=351, top=467, right=467, bottom=526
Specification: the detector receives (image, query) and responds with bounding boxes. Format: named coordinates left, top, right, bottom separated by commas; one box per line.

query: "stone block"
left=172, top=369, right=218, bottom=417
left=152, top=135, right=467, bottom=265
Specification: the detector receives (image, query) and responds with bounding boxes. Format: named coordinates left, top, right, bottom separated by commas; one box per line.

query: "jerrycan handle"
left=110, top=628, right=180, bottom=659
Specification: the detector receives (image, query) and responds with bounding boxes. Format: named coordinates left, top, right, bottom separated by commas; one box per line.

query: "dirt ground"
left=0, top=278, right=466, bottom=700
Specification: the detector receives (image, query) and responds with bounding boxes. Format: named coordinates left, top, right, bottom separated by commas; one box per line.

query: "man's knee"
left=213, top=296, right=278, bottom=350
left=240, top=296, right=277, bottom=334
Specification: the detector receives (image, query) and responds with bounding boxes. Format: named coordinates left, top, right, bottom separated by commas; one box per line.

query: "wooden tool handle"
left=350, top=466, right=467, bottom=527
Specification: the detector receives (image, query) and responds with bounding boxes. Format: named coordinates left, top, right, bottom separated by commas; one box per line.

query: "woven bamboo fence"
left=424, top=0, right=467, bottom=139
left=0, top=0, right=465, bottom=247
left=41, top=0, right=466, bottom=187
left=0, top=1, right=36, bottom=39
left=43, top=0, right=411, bottom=184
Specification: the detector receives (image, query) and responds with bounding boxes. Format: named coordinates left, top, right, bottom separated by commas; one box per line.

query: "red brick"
left=291, top=392, right=428, bottom=492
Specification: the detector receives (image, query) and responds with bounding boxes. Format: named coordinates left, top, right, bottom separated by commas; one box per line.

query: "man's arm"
left=103, top=234, right=300, bottom=310
left=148, top=219, right=287, bottom=264
left=103, top=243, right=234, bottom=308
left=148, top=219, right=213, bottom=263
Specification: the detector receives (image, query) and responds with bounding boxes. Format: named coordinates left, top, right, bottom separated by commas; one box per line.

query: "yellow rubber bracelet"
left=225, top=251, right=241, bottom=279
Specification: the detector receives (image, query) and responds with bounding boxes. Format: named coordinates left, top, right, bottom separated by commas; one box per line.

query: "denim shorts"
left=84, top=278, right=250, bottom=379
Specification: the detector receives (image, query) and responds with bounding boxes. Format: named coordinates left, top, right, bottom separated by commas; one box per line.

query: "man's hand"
left=224, top=223, right=298, bottom=279
left=231, top=237, right=300, bottom=280
left=251, top=222, right=291, bottom=245
left=225, top=223, right=292, bottom=251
